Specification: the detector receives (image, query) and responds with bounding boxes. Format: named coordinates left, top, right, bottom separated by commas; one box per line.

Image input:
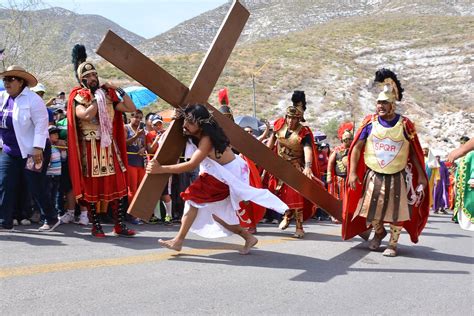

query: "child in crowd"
left=146, top=115, right=173, bottom=225
left=46, top=126, right=62, bottom=218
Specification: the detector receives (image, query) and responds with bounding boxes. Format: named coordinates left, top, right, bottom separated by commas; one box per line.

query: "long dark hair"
left=183, top=104, right=230, bottom=157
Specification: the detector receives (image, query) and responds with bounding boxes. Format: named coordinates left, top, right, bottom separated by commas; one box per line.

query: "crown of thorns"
left=175, top=107, right=215, bottom=125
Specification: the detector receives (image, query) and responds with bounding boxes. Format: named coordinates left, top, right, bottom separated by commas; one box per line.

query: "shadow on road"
left=156, top=225, right=473, bottom=283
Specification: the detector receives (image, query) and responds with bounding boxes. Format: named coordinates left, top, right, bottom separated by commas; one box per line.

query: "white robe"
left=457, top=209, right=474, bottom=231
left=183, top=140, right=288, bottom=238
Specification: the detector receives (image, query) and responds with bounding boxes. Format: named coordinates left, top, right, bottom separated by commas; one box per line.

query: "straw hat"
left=0, top=65, right=38, bottom=87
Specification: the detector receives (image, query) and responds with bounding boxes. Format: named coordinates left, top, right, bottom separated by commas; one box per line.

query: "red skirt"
left=181, top=173, right=229, bottom=204
left=238, top=156, right=266, bottom=228
left=329, top=175, right=346, bottom=201
left=81, top=142, right=128, bottom=203
left=268, top=176, right=304, bottom=209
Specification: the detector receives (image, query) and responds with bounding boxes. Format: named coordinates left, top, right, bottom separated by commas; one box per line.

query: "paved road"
left=0, top=213, right=472, bottom=315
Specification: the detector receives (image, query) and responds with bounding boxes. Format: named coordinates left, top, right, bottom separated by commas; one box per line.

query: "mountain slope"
left=0, top=7, right=143, bottom=76
left=138, top=0, right=474, bottom=56
left=6, top=2, right=471, bottom=151
left=115, top=14, right=472, bottom=149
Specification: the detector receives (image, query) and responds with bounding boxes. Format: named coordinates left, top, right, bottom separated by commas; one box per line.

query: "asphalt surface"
left=0, top=213, right=472, bottom=315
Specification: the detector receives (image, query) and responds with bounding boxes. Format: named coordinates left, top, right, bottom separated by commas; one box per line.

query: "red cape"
left=328, top=144, right=346, bottom=198
left=342, top=114, right=429, bottom=243
left=67, top=87, right=128, bottom=200
left=239, top=156, right=266, bottom=228
left=269, top=117, right=321, bottom=220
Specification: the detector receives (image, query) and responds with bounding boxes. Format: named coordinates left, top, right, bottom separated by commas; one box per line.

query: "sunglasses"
left=2, top=76, right=20, bottom=83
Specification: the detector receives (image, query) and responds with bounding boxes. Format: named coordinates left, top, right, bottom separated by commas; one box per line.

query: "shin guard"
left=90, top=203, right=105, bottom=238
left=112, top=197, right=136, bottom=237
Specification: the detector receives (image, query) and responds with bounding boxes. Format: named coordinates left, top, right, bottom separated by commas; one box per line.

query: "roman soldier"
left=67, top=44, right=137, bottom=238
left=343, top=69, right=429, bottom=257
left=328, top=123, right=354, bottom=201
left=267, top=90, right=321, bottom=238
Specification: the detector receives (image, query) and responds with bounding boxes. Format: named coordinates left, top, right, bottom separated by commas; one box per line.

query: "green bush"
left=320, top=118, right=340, bottom=142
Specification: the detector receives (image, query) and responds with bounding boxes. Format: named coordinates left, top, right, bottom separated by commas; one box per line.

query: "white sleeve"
left=30, top=94, right=49, bottom=149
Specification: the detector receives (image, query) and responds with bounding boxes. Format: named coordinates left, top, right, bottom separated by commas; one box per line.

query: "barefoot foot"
left=158, top=238, right=183, bottom=252
left=239, top=235, right=258, bottom=255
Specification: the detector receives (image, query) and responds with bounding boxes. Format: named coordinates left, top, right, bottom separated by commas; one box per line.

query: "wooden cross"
left=96, top=0, right=342, bottom=221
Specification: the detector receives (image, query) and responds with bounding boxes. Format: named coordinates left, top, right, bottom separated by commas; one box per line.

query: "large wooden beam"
left=183, top=0, right=249, bottom=103
left=96, top=30, right=188, bottom=107
left=206, top=105, right=342, bottom=218
left=97, top=1, right=250, bottom=220
left=96, top=0, right=342, bottom=221
left=130, top=120, right=187, bottom=219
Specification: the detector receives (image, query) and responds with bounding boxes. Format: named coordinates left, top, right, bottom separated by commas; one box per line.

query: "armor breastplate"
left=74, top=92, right=125, bottom=177
left=335, top=148, right=349, bottom=177
left=364, top=118, right=409, bottom=174
left=75, top=93, right=115, bottom=140
left=276, top=123, right=304, bottom=167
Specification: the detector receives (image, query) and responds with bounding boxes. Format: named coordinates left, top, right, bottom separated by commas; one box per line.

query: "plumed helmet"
left=291, top=90, right=306, bottom=110
left=218, top=88, right=229, bottom=106
left=337, top=122, right=354, bottom=140
left=71, top=44, right=97, bottom=85
left=77, top=62, right=97, bottom=80
left=374, top=68, right=404, bottom=102
left=285, top=105, right=303, bottom=118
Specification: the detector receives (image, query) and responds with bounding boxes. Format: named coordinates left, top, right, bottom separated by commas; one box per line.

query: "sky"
left=4, top=0, right=229, bottom=39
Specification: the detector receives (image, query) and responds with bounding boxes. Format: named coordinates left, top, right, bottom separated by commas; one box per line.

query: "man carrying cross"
left=96, top=0, right=342, bottom=229
left=147, top=104, right=288, bottom=254
left=67, top=45, right=137, bottom=238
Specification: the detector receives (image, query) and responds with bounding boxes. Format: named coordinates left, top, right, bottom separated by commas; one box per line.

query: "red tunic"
left=342, top=114, right=429, bottom=243
left=67, top=87, right=129, bottom=203
left=267, top=117, right=320, bottom=220
left=180, top=158, right=266, bottom=229
left=328, top=145, right=347, bottom=200
left=238, top=156, right=266, bottom=228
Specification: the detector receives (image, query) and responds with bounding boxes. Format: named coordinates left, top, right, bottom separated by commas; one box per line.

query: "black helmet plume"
left=71, top=44, right=87, bottom=83
left=374, top=68, right=404, bottom=101
left=291, top=90, right=306, bottom=111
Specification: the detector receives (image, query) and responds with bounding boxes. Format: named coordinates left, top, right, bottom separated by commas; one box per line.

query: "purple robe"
left=433, top=161, right=449, bottom=210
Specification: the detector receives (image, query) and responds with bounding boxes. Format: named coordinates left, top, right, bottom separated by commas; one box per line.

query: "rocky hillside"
left=132, top=14, right=474, bottom=153
left=138, top=0, right=474, bottom=56
left=0, top=7, right=143, bottom=76
left=2, top=1, right=471, bottom=154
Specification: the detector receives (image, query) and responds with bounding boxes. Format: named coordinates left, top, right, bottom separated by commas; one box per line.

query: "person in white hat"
left=0, top=65, right=58, bottom=231
left=31, top=83, right=56, bottom=125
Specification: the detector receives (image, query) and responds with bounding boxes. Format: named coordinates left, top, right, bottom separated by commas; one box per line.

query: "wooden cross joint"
left=96, top=0, right=342, bottom=221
